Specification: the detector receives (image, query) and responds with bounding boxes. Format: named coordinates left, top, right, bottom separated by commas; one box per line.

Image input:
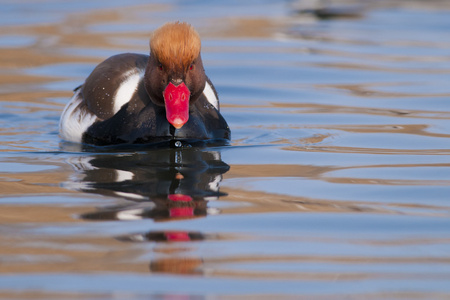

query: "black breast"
left=83, top=91, right=230, bottom=146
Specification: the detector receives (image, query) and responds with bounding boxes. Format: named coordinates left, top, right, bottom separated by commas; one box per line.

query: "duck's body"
left=59, top=23, right=230, bottom=146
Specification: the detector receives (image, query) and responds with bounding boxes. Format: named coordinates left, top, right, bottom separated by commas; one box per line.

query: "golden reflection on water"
left=0, top=0, right=450, bottom=298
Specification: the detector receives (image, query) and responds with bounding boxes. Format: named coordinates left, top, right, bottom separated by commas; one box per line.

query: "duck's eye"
left=158, top=63, right=163, bottom=71
left=189, top=63, right=194, bottom=70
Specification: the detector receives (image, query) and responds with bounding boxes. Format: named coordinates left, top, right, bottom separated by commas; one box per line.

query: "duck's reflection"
left=117, top=230, right=207, bottom=243
left=65, top=147, right=229, bottom=277
left=65, top=147, right=229, bottom=222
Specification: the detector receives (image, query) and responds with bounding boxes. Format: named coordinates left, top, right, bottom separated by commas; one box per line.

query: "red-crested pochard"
left=59, top=22, right=230, bottom=146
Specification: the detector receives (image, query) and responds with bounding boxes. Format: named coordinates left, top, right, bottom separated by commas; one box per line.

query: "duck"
left=59, top=22, right=230, bottom=146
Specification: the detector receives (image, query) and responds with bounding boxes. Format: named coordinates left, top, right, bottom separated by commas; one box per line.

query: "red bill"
left=168, top=194, right=193, bottom=202
left=163, top=82, right=190, bottom=129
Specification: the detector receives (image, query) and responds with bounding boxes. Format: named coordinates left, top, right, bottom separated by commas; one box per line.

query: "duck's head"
left=144, top=22, right=206, bottom=129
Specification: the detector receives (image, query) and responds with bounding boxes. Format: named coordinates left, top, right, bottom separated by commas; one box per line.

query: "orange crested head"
left=150, top=22, right=201, bottom=72
left=145, top=22, right=207, bottom=130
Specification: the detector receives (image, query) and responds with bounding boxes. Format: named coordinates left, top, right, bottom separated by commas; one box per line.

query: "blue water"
left=0, top=1, right=450, bottom=299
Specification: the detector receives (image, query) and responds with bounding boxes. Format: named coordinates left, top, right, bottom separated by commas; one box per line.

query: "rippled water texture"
left=1, top=0, right=450, bottom=299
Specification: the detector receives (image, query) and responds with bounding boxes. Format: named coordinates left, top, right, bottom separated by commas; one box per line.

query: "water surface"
left=1, top=0, right=450, bottom=299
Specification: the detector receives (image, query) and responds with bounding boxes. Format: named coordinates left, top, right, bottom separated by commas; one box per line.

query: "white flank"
left=59, top=89, right=98, bottom=143
left=207, top=151, right=221, bottom=161
left=206, top=207, right=221, bottom=215
left=113, top=69, right=145, bottom=114
left=115, top=169, right=134, bottom=182
left=124, top=234, right=146, bottom=242
left=208, top=174, right=222, bottom=192
left=114, top=191, right=146, bottom=200
left=116, top=202, right=156, bottom=220
left=116, top=209, right=145, bottom=220
left=66, top=156, right=97, bottom=172
left=203, top=81, right=219, bottom=110
left=60, top=156, right=96, bottom=192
